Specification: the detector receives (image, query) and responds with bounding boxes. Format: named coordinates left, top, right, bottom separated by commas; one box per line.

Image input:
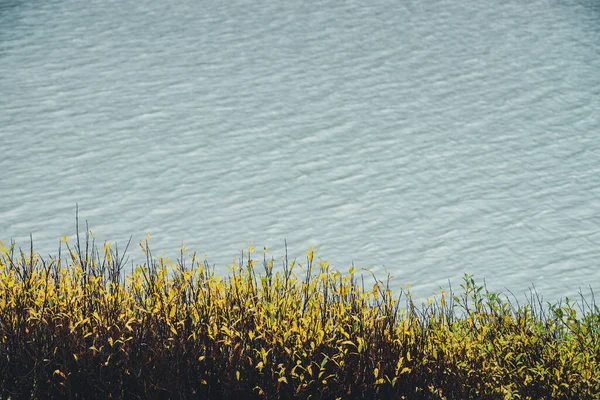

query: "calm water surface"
left=1, top=0, right=599, bottom=302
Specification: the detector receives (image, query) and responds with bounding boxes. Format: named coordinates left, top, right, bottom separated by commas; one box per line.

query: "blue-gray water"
left=1, top=0, right=599, bottom=302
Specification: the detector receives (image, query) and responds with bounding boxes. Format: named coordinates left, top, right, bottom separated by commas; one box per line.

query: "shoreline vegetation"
left=1, top=226, right=599, bottom=399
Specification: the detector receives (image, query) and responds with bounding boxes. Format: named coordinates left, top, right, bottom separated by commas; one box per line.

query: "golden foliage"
left=0, top=236, right=599, bottom=399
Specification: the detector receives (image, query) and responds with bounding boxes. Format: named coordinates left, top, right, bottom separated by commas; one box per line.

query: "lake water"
left=1, top=0, right=599, bottom=303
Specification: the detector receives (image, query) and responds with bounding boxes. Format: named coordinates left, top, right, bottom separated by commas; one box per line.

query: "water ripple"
left=1, top=0, right=599, bottom=303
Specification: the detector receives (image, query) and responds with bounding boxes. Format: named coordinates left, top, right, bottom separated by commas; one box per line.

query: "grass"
left=1, top=222, right=599, bottom=399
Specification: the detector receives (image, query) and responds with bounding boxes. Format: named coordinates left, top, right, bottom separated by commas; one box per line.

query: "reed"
left=1, top=227, right=599, bottom=399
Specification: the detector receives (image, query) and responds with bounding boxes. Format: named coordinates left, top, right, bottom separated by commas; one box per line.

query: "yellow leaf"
left=396, top=357, right=404, bottom=371
left=104, top=241, right=111, bottom=252
left=374, top=368, right=379, bottom=378
left=307, top=247, right=314, bottom=263
left=278, top=376, right=288, bottom=384
left=357, top=337, right=364, bottom=353
left=125, top=317, right=136, bottom=332
left=53, top=369, right=66, bottom=379
left=73, top=354, right=78, bottom=361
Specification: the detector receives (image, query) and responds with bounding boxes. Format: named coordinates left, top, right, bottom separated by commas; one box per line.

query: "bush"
left=1, top=226, right=599, bottom=399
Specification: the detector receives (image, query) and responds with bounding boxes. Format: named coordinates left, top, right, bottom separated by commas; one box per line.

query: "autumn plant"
left=1, top=224, right=599, bottom=399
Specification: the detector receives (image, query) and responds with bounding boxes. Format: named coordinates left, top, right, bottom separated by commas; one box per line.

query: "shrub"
left=0, top=226, right=599, bottom=399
